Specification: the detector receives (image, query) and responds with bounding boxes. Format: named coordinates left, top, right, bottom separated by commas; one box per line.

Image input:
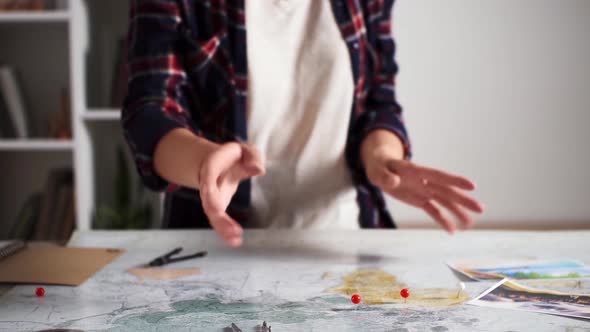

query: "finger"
left=418, top=166, right=475, bottom=190
left=384, top=188, right=456, bottom=234
left=422, top=199, right=456, bottom=234
left=200, top=142, right=242, bottom=190
left=434, top=196, right=475, bottom=230
left=383, top=188, right=426, bottom=209
left=240, top=143, right=265, bottom=176
left=203, top=197, right=243, bottom=247
left=200, top=186, right=242, bottom=235
left=428, top=182, right=484, bottom=213
left=209, top=213, right=243, bottom=247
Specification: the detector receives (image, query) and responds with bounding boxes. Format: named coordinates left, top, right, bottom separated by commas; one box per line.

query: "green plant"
left=93, top=147, right=153, bottom=229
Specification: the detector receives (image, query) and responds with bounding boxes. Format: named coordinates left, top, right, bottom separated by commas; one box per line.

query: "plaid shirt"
left=122, top=0, right=411, bottom=228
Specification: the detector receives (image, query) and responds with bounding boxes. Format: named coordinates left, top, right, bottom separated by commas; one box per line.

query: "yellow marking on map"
left=327, top=269, right=469, bottom=306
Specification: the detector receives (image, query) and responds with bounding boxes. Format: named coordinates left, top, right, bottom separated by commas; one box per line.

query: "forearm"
left=360, top=0, right=410, bottom=167
left=361, top=129, right=405, bottom=168
left=153, top=128, right=218, bottom=190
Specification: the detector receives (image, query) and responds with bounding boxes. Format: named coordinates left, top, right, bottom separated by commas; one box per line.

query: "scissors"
left=145, top=247, right=207, bottom=267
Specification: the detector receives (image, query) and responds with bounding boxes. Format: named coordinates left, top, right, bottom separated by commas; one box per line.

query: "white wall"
left=390, top=0, right=590, bottom=228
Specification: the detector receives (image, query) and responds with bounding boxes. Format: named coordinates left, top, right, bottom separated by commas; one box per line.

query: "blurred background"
left=392, top=0, right=590, bottom=228
left=0, top=0, right=588, bottom=242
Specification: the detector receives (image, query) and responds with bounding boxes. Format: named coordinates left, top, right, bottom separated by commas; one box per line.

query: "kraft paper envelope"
left=0, top=245, right=124, bottom=286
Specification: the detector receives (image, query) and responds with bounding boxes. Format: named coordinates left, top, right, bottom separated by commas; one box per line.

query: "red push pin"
left=35, top=287, right=45, bottom=297
left=351, top=293, right=362, bottom=304
left=400, top=288, right=410, bottom=303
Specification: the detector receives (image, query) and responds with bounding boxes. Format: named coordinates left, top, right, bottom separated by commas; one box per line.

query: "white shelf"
left=0, top=139, right=73, bottom=151
left=82, top=109, right=120, bottom=121
left=0, top=11, right=70, bottom=23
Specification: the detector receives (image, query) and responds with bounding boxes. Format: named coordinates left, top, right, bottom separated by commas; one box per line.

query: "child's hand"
left=199, top=142, right=265, bottom=247
left=361, top=130, right=484, bottom=233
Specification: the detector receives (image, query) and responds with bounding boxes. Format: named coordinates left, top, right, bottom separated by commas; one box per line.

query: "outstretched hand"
left=198, top=142, right=265, bottom=247
left=362, top=130, right=484, bottom=233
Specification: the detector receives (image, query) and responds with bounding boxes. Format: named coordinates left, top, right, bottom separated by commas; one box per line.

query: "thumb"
left=200, top=142, right=242, bottom=189
left=385, top=160, right=403, bottom=187
left=240, top=143, right=266, bottom=177
left=382, top=170, right=401, bottom=189
left=370, top=160, right=401, bottom=190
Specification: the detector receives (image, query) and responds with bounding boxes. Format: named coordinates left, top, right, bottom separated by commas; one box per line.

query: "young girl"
left=122, top=0, right=484, bottom=247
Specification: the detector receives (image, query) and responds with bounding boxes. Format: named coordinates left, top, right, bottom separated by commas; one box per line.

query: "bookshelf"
left=79, top=0, right=161, bottom=231
left=0, top=1, right=73, bottom=240
left=82, top=109, right=119, bottom=121
left=0, top=11, right=69, bottom=23
left=0, top=140, right=73, bottom=151
left=0, top=0, right=161, bottom=240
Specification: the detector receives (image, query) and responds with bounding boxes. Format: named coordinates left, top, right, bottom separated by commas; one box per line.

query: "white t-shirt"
left=246, top=0, right=359, bottom=229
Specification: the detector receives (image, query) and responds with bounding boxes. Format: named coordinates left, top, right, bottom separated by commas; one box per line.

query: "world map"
left=1, top=229, right=588, bottom=331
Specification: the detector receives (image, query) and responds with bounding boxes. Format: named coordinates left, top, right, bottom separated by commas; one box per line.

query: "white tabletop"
left=0, top=229, right=588, bottom=331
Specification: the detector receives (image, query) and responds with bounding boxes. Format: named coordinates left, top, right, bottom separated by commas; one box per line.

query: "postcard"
left=447, top=260, right=590, bottom=280
left=469, top=279, right=590, bottom=320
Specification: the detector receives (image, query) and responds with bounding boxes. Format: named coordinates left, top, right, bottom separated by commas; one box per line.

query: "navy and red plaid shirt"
left=122, top=0, right=411, bottom=229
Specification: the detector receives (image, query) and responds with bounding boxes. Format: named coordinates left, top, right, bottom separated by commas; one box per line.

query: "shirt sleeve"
left=359, top=0, right=411, bottom=159
left=122, top=0, right=196, bottom=192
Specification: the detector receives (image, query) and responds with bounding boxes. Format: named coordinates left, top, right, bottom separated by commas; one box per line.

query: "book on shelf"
left=0, top=0, right=67, bottom=11
left=0, top=88, right=17, bottom=138
left=0, top=66, right=30, bottom=138
left=57, top=188, right=76, bottom=242
left=32, top=168, right=76, bottom=243
left=47, top=87, right=72, bottom=139
left=7, top=193, right=42, bottom=240
left=54, top=0, right=67, bottom=11
left=48, top=184, right=74, bottom=241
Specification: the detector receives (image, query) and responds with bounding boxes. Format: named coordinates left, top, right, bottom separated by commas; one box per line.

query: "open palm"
left=366, top=158, right=484, bottom=233
left=199, top=142, right=265, bottom=246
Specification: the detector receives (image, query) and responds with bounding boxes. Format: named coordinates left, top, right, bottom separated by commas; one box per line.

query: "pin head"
left=400, top=288, right=410, bottom=299
left=351, top=294, right=362, bottom=304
